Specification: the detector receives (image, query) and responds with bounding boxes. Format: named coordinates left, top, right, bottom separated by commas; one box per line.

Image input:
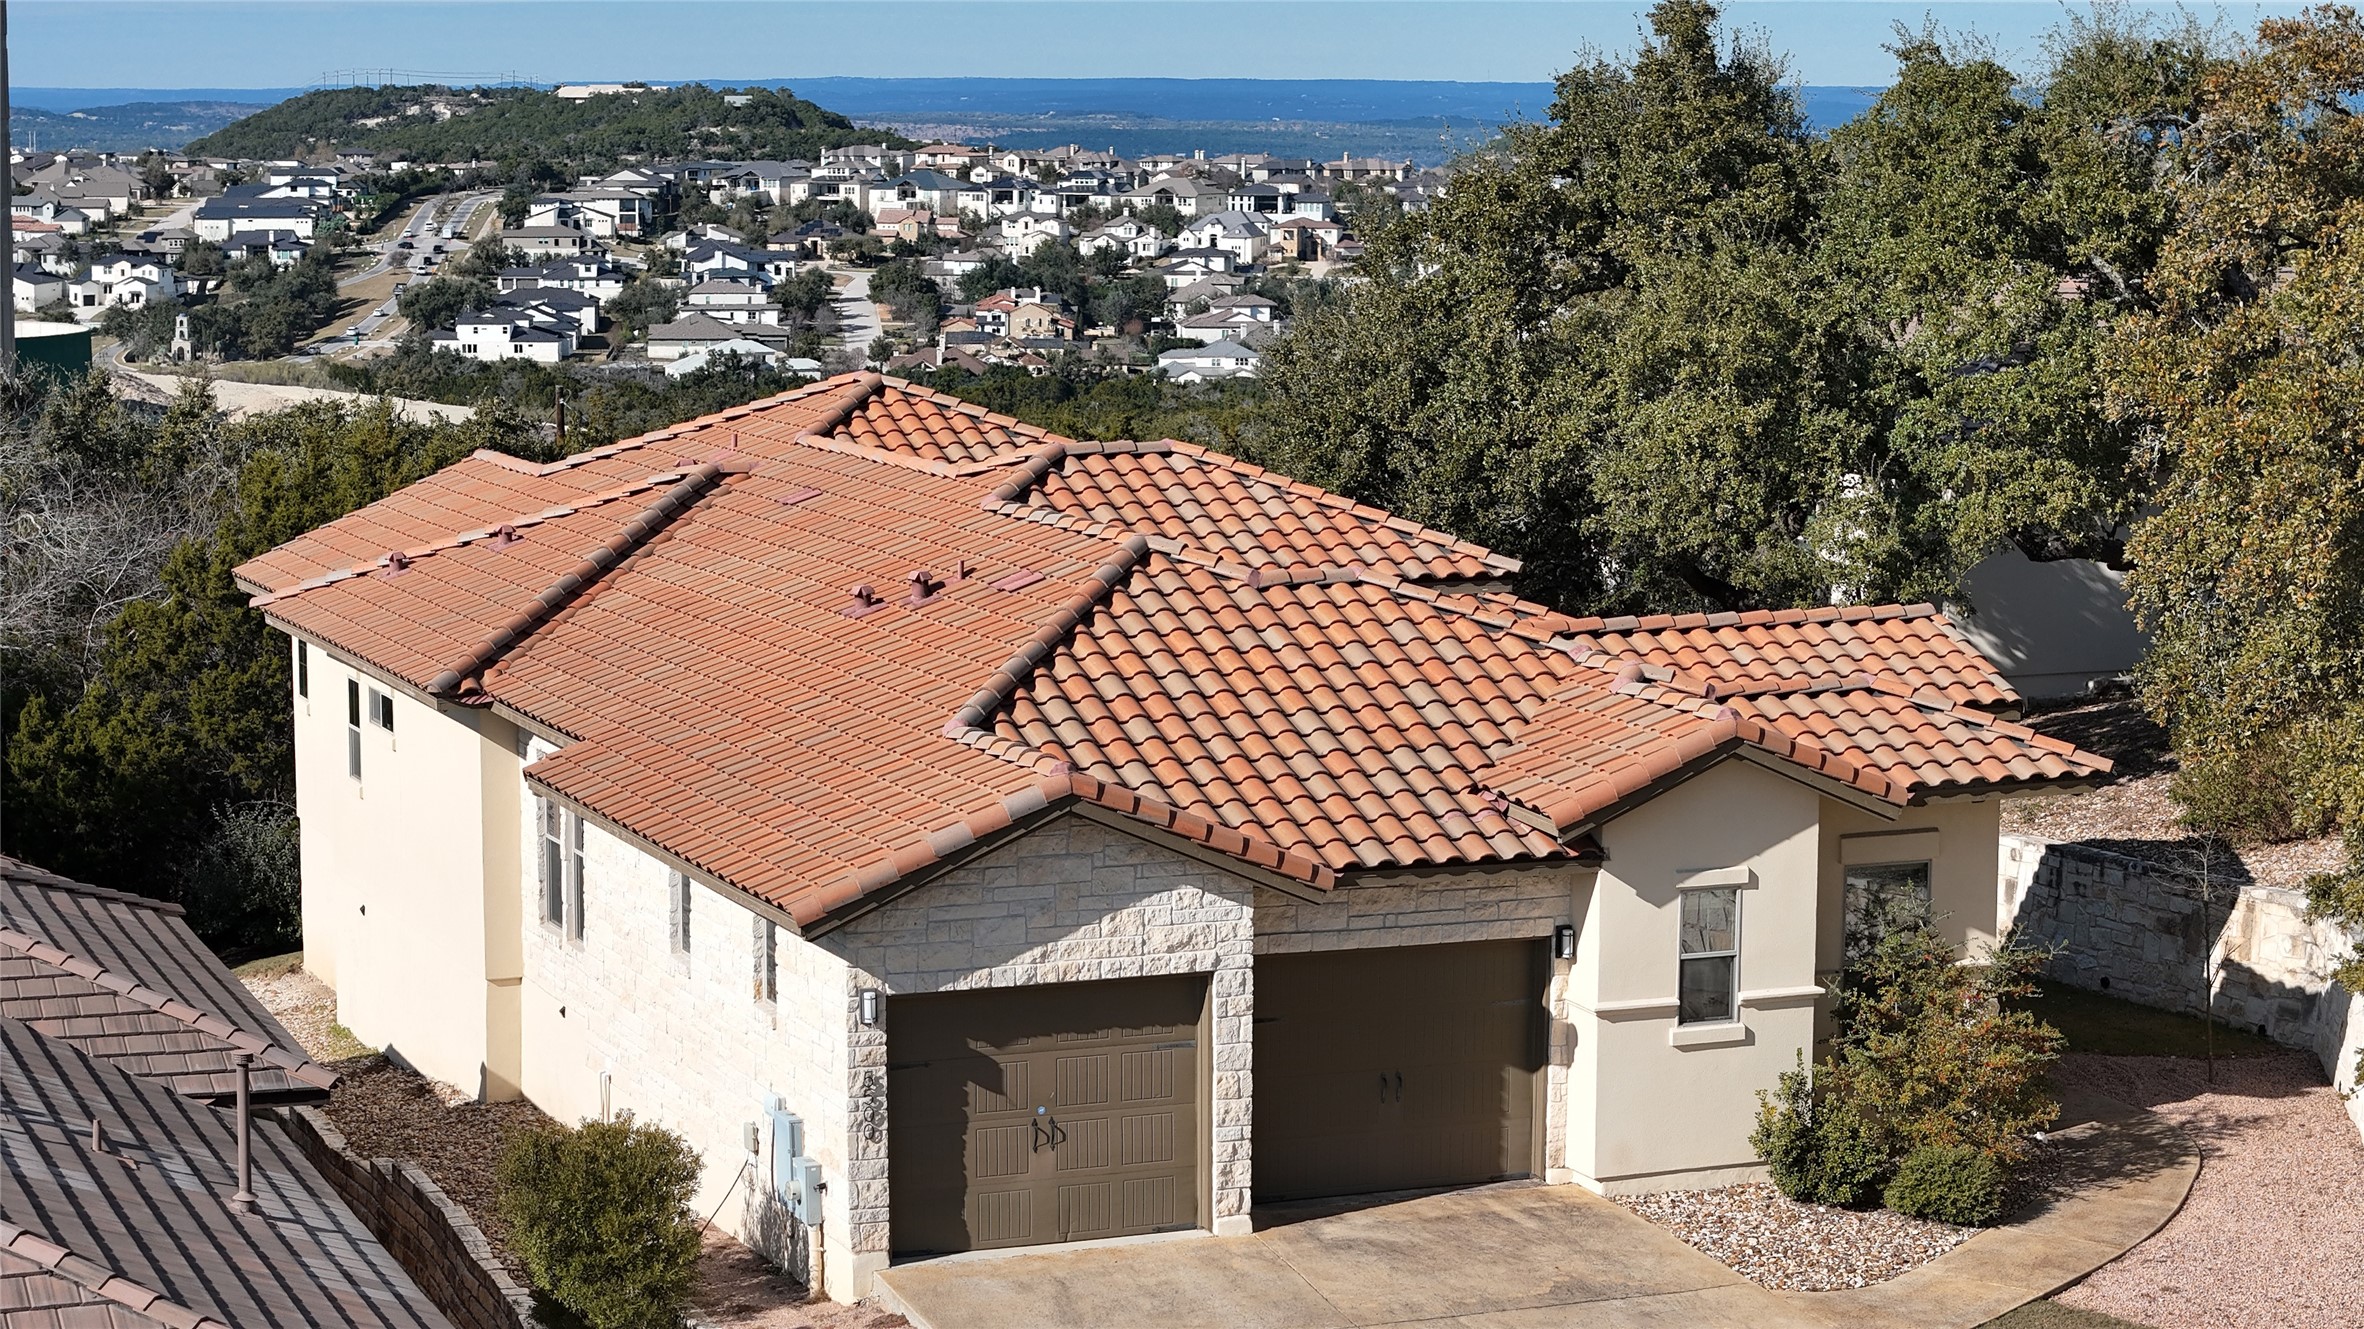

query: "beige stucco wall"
left=1818, top=795, right=2006, bottom=974
left=290, top=637, right=521, bottom=1097
left=1565, top=759, right=1826, bottom=1193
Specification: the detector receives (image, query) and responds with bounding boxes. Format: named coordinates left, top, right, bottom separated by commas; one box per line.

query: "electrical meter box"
left=785, top=1155, right=823, bottom=1224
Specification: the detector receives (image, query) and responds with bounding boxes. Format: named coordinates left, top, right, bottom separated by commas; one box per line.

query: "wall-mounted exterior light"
left=1553, top=924, right=1577, bottom=960
left=859, top=988, right=881, bottom=1026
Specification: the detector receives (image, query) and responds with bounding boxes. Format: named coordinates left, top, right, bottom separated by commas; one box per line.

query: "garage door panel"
left=890, top=975, right=1207, bottom=1257
left=1255, top=939, right=1546, bottom=1203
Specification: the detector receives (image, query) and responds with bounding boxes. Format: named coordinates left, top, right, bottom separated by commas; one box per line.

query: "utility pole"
left=3, top=0, right=17, bottom=366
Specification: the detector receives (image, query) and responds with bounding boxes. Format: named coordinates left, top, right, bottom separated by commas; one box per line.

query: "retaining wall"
left=277, top=1105, right=538, bottom=1329
left=2000, top=832, right=2364, bottom=1139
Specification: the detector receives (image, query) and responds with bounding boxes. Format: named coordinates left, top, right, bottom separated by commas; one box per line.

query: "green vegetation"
left=1, top=369, right=545, bottom=953
left=1980, top=1302, right=2156, bottom=1329
left=1753, top=927, right=2062, bottom=1221
left=186, top=82, right=907, bottom=171
left=902, top=364, right=1266, bottom=449
left=2020, top=985, right=2281, bottom=1059
left=497, top=1116, right=703, bottom=1329
left=1250, top=0, right=2203, bottom=613
left=102, top=250, right=345, bottom=361
left=2106, top=9, right=2364, bottom=988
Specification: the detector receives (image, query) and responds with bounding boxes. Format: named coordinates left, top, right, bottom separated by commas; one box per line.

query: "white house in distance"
left=1158, top=338, right=1263, bottom=380
left=234, top=374, right=2107, bottom=1302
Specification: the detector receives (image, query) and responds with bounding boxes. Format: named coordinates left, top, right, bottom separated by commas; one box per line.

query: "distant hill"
left=12, top=101, right=268, bottom=154
left=183, top=83, right=909, bottom=166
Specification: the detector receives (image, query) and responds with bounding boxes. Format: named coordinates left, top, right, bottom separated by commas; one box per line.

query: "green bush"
left=1752, top=1053, right=1888, bottom=1207
left=496, top=1116, right=704, bottom=1329
left=1753, top=927, right=2062, bottom=1215
left=1883, top=1143, right=2009, bottom=1226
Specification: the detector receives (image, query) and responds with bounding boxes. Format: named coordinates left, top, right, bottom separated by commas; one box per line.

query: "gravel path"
left=2050, top=1052, right=2364, bottom=1329
left=1614, top=1182, right=1974, bottom=1290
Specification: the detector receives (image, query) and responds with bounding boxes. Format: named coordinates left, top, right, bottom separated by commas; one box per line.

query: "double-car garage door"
left=887, top=940, right=1547, bottom=1257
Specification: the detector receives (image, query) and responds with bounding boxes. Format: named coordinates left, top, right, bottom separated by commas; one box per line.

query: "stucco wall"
left=1954, top=550, right=2148, bottom=701
left=1566, top=760, right=1826, bottom=1193
left=292, top=639, right=520, bottom=1096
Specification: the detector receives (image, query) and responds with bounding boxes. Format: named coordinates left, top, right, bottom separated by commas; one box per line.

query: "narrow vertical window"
left=566, top=812, right=586, bottom=941
left=669, top=871, right=693, bottom=954
left=296, top=640, right=308, bottom=698
left=346, top=678, right=362, bottom=780
left=1678, top=887, right=1740, bottom=1025
left=368, top=687, right=394, bottom=733
left=753, top=916, right=777, bottom=1003
left=539, top=797, right=564, bottom=926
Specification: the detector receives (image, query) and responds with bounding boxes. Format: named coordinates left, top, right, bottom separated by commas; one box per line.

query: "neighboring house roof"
left=0, top=1016, right=451, bottom=1329
left=646, top=313, right=747, bottom=343
left=231, top=375, right=2109, bottom=933
left=0, top=855, right=335, bottom=1103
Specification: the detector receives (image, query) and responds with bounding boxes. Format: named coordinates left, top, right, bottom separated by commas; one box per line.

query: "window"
left=753, top=916, right=777, bottom=1003
left=367, top=686, right=394, bottom=733
left=1843, top=861, right=1933, bottom=966
left=539, top=798, right=584, bottom=937
left=1678, top=887, right=1740, bottom=1025
left=539, top=798, right=565, bottom=926
left=296, top=640, right=308, bottom=698
left=346, top=678, right=362, bottom=780
left=669, top=871, right=693, bottom=954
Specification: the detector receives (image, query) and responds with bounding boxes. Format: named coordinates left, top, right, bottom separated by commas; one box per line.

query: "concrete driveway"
left=873, top=1089, right=2196, bottom=1329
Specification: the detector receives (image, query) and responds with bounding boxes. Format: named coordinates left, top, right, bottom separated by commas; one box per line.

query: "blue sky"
left=18, top=1, right=2307, bottom=91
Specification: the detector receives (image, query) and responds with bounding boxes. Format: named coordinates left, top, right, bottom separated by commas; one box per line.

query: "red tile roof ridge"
left=425, top=463, right=728, bottom=697
left=877, top=374, right=1076, bottom=448
left=470, top=374, right=875, bottom=477
left=944, top=535, right=1153, bottom=737
left=0, top=925, right=339, bottom=1091
left=0, top=854, right=186, bottom=916
left=247, top=468, right=705, bottom=609
left=1161, top=439, right=1524, bottom=573
left=980, top=442, right=1070, bottom=507
left=1558, top=602, right=1937, bottom=635
left=0, top=1219, right=232, bottom=1329
left=795, top=427, right=1035, bottom=477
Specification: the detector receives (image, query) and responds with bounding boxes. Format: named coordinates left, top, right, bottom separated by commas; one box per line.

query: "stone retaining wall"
left=276, top=1105, right=538, bottom=1329
left=1999, top=832, right=2364, bottom=1139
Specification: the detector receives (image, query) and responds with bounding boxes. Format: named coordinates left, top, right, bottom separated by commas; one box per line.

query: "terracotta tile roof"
left=0, top=1018, right=452, bottom=1329
left=235, top=373, right=2109, bottom=930
left=0, top=856, right=336, bottom=1103
left=1556, top=604, right=2018, bottom=709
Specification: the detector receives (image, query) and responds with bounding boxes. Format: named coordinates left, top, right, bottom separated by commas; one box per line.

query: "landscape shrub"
left=1751, top=1053, right=1889, bottom=1207
left=496, top=1115, right=703, bottom=1329
left=1882, top=1143, right=2009, bottom=1226
left=1754, top=926, right=2061, bottom=1218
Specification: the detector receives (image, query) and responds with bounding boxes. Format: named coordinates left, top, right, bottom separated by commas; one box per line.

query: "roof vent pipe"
left=229, top=1051, right=256, bottom=1214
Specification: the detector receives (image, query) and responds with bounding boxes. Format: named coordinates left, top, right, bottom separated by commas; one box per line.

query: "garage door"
left=888, top=976, right=1206, bottom=1256
left=1254, top=939, right=1547, bottom=1202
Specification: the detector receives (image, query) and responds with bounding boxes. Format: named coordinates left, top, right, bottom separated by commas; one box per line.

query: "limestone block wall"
left=2001, top=832, right=2364, bottom=1140
left=512, top=782, right=855, bottom=1296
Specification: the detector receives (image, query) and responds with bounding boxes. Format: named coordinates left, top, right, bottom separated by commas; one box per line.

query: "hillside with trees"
left=184, top=82, right=908, bottom=167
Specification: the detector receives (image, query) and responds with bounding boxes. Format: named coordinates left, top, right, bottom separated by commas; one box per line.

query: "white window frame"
left=1677, top=882, right=1742, bottom=1027
left=753, top=915, right=777, bottom=1004
left=367, top=685, right=394, bottom=734
left=565, top=812, right=585, bottom=942
left=345, top=678, right=362, bottom=781
left=538, top=797, right=565, bottom=927
left=1841, top=858, right=1935, bottom=967
left=669, top=870, right=693, bottom=956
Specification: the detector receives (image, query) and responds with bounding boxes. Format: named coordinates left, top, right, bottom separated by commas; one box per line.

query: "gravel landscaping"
left=1613, top=1182, right=1974, bottom=1290
left=2047, top=1051, right=2364, bottom=1329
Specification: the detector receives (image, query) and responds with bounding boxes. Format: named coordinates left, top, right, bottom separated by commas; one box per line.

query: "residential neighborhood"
left=10, top=7, right=2364, bottom=1329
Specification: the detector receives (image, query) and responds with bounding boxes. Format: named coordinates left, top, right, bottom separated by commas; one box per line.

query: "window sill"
left=1668, top=1021, right=1751, bottom=1049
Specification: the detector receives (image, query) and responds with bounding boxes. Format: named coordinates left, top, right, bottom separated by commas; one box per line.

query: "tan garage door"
left=1254, top=939, right=1547, bottom=1202
left=888, top=975, right=1206, bottom=1256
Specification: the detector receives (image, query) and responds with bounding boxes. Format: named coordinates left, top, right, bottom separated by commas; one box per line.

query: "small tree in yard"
left=1753, top=927, right=2062, bottom=1223
left=497, top=1115, right=703, bottom=1329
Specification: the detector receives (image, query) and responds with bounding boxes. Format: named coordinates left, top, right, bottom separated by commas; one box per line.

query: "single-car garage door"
left=888, top=976, right=1206, bottom=1257
left=1254, top=939, right=1547, bottom=1202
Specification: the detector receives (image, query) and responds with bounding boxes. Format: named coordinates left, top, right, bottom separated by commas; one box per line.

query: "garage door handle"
left=1378, top=1073, right=1388, bottom=1103
left=1394, top=1071, right=1404, bottom=1102
left=1032, top=1119, right=1050, bottom=1152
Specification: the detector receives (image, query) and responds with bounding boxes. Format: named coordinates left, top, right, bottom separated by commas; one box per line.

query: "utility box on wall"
left=766, top=1097, right=822, bottom=1224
